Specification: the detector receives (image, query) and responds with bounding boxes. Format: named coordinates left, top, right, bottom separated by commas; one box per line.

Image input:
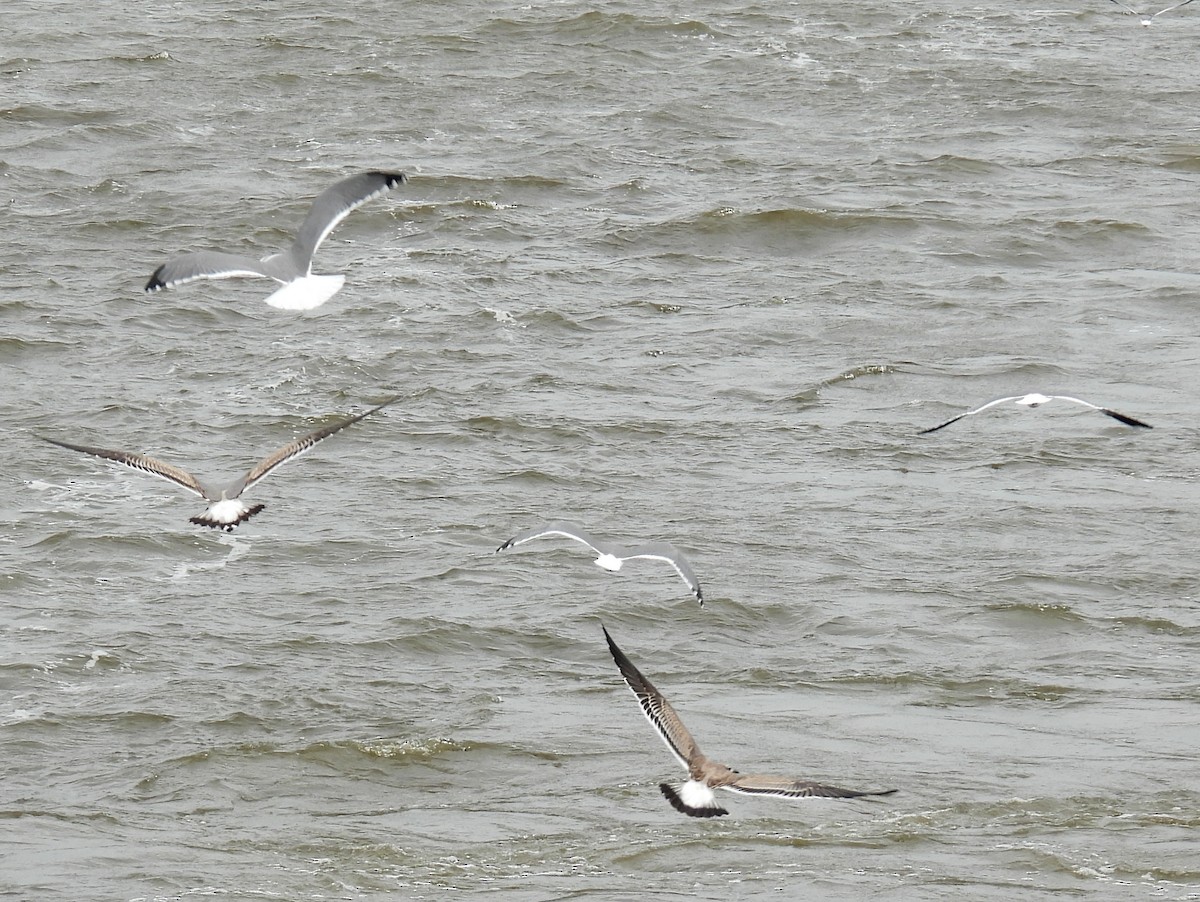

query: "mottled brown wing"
left=40, top=436, right=207, bottom=499
left=238, top=396, right=398, bottom=494
left=726, top=773, right=897, bottom=800
left=603, top=626, right=701, bottom=770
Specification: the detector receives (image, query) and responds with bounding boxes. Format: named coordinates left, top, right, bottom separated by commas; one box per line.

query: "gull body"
left=919, top=392, right=1152, bottom=434
left=1109, top=0, right=1195, bottom=23
left=496, top=520, right=703, bottom=605
left=145, top=171, right=406, bottom=310
left=603, top=626, right=896, bottom=818
left=40, top=396, right=398, bottom=530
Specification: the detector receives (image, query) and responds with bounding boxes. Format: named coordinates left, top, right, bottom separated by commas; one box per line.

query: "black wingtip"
left=601, top=625, right=633, bottom=678
left=144, top=265, right=167, bottom=293
left=917, top=416, right=961, bottom=435
left=659, top=783, right=728, bottom=818
left=601, top=623, right=617, bottom=651
left=1101, top=408, right=1152, bottom=429
left=367, top=170, right=407, bottom=189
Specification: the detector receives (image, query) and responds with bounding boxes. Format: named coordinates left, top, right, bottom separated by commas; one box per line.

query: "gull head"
left=1015, top=393, right=1053, bottom=408
left=593, top=553, right=623, bottom=572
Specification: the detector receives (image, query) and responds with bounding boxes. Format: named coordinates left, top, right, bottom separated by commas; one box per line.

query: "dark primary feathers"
left=603, top=625, right=698, bottom=769
left=1099, top=408, right=1152, bottom=428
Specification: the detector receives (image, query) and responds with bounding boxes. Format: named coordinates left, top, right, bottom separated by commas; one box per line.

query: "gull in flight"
left=496, top=521, right=703, bottom=605
left=919, top=392, right=1153, bottom=434
left=603, top=626, right=896, bottom=818
left=40, top=396, right=398, bottom=530
left=1108, top=0, right=1195, bottom=24
left=144, top=171, right=406, bottom=310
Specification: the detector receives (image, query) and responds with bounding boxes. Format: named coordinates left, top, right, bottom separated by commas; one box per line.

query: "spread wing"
left=145, top=252, right=273, bottom=292
left=725, top=773, right=897, bottom=800
left=1153, top=0, right=1194, bottom=15
left=919, top=395, right=1026, bottom=434
left=496, top=521, right=604, bottom=555
left=1050, top=396, right=1153, bottom=429
left=622, top=541, right=704, bottom=605
left=39, top=436, right=208, bottom=499
left=237, top=395, right=399, bottom=495
left=603, top=626, right=699, bottom=770
left=1099, top=407, right=1152, bottom=428
left=289, top=171, right=406, bottom=267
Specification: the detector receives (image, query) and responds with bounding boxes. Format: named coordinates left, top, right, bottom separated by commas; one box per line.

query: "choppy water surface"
left=3, top=1, right=1199, bottom=899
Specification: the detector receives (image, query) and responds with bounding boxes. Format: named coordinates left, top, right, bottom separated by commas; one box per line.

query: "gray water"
left=3, top=1, right=1199, bottom=899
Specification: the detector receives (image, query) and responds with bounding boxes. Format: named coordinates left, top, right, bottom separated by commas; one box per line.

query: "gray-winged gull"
left=919, top=392, right=1152, bottom=434
left=144, top=171, right=406, bottom=310
left=496, top=521, right=703, bottom=605
left=1108, top=0, right=1194, bottom=24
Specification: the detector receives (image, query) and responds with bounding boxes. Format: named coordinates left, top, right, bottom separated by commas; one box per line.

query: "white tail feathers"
left=265, top=274, right=346, bottom=310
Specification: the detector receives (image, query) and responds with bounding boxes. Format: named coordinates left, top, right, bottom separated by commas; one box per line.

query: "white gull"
left=496, top=520, right=703, bottom=605
left=919, top=392, right=1152, bottom=434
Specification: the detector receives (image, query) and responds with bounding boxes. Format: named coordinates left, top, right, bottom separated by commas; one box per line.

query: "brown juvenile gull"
left=496, top=521, right=703, bottom=605
left=39, top=396, right=399, bottom=530
left=1108, top=0, right=1194, bottom=24
left=144, top=171, right=406, bottom=310
left=603, top=625, right=896, bottom=818
left=919, top=392, right=1152, bottom=434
